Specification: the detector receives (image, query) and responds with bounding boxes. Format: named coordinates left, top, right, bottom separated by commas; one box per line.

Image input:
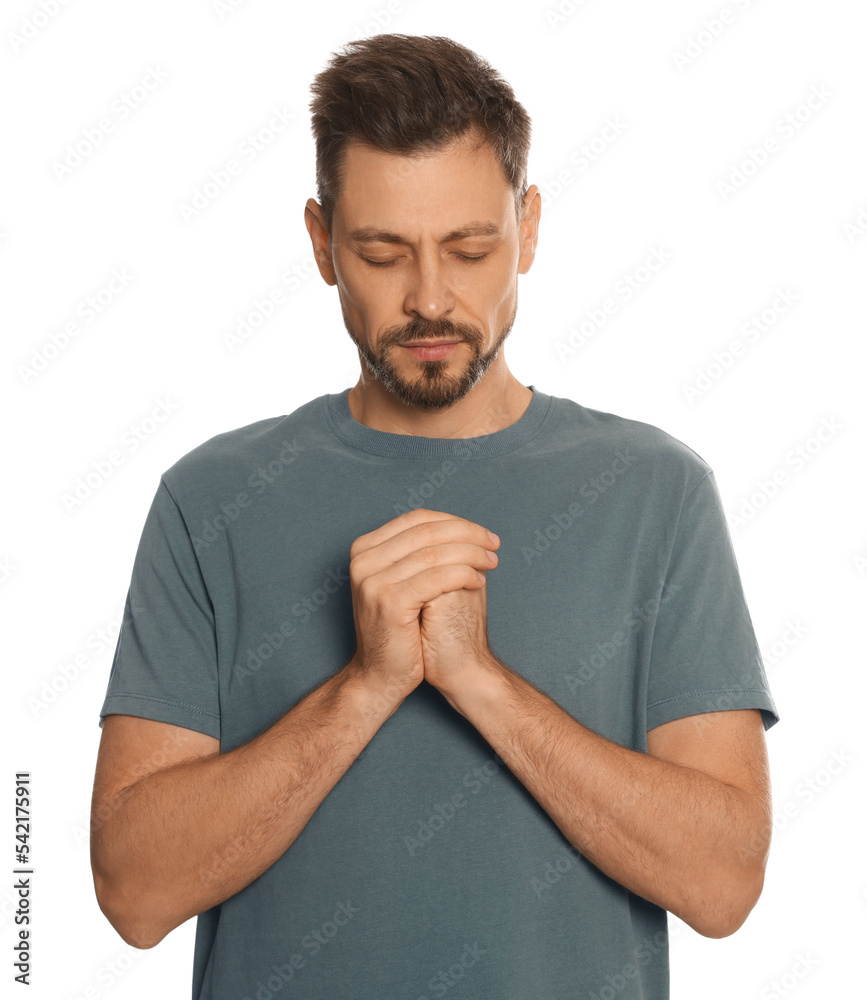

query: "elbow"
left=687, top=867, right=766, bottom=939
left=91, top=868, right=171, bottom=951
left=688, top=808, right=771, bottom=939
left=89, top=785, right=183, bottom=950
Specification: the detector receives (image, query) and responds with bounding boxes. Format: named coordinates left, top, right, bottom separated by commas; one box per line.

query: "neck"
left=347, top=371, right=532, bottom=439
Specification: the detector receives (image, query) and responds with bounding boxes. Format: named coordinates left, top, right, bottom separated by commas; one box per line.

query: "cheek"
left=472, top=265, right=515, bottom=317
left=335, top=262, right=381, bottom=310
left=451, top=264, right=501, bottom=305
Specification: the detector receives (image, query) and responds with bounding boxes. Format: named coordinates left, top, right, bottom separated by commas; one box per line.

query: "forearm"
left=92, top=660, right=404, bottom=948
left=440, top=655, right=766, bottom=938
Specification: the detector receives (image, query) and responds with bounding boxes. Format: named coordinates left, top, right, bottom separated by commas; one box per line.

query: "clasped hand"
left=347, top=508, right=500, bottom=699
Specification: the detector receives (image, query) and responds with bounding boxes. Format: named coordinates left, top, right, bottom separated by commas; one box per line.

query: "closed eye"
left=361, top=253, right=490, bottom=268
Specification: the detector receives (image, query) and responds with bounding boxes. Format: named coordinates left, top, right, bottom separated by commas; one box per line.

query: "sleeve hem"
left=99, top=693, right=221, bottom=740
left=646, top=689, right=780, bottom=733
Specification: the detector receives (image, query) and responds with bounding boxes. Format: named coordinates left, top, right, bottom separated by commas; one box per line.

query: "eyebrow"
left=346, top=221, right=503, bottom=245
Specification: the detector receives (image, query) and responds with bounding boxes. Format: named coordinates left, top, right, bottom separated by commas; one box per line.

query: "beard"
left=340, top=291, right=518, bottom=411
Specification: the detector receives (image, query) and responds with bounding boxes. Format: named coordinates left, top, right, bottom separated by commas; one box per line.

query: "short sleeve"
left=98, top=478, right=221, bottom=739
left=646, top=470, right=779, bottom=733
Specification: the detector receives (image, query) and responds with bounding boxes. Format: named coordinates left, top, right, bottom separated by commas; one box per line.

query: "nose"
left=403, top=252, right=456, bottom=320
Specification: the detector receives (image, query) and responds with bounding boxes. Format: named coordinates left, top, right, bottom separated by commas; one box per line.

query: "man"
left=91, top=33, right=779, bottom=1000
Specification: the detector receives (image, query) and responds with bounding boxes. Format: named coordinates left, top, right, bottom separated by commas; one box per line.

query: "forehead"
left=335, top=133, right=512, bottom=237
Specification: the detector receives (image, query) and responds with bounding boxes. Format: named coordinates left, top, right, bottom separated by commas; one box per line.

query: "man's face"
left=309, top=132, right=538, bottom=411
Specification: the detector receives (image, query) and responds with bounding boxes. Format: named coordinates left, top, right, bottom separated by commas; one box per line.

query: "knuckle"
left=412, top=519, right=435, bottom=543
left=426, top=563, right=450, bottom=586
left=414, top=544, right=439, bottom=566
left=355, top=575, right=375, bottom=603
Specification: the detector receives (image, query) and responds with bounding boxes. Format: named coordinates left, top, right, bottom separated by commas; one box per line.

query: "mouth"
left=399, top=341, right=462, bottom=361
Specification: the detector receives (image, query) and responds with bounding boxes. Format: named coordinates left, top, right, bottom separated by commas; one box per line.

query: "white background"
left=2, top=0, right=866, bottom=997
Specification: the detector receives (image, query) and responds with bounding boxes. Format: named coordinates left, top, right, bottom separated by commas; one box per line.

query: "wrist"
left=437, top=651, right=508, bottom=719
left=340, top=657, right=416, bottom=726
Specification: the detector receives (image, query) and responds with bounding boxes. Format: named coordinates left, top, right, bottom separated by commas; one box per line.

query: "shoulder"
left=546, top=393, right=713, bottom=501
left=158, top=394, right=329, bottom=504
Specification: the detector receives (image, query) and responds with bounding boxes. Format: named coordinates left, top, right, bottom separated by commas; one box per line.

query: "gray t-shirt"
left=99, top=385, right=779, bottom=1000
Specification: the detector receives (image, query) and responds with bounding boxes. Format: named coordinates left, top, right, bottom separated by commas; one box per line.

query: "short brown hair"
left=308, top=33, right=532, bottom=238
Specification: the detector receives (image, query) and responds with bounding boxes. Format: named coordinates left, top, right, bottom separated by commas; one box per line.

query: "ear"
left=304, top=198, right=337, bottom=286
left=517, top=185, right=541, bottom=275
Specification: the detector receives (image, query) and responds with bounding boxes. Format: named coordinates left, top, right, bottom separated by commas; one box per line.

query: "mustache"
left=387, top=318, right=480, bottom=345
